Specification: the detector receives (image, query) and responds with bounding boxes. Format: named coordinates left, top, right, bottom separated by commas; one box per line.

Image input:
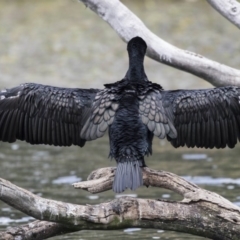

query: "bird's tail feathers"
left=113, top=160, right=143, bottom=193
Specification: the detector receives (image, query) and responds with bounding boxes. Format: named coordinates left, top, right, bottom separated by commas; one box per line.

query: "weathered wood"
left=1, top=167, right=240, bottom=239
left=79, top=0, right=240, bottom=87
left=0, top=221, right=76, bottom=240
left=207, top=0, right=240, bottom=29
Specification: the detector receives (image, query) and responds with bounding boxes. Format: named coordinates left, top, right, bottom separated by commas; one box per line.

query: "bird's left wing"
left=0, top=83, right=100, bottom=147
left=161, top=86, right=240, bottom=149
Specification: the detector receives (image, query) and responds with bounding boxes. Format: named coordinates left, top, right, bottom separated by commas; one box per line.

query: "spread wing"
left=0, top=83, right=100, bottom=147
left=139, top=91, right=177, bottom=139
left=80, top=88, right=118, bottom=140
left=161, top=86, right=240, bottom=149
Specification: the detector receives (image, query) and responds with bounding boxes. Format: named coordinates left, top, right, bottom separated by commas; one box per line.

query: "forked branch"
left=0, top=168, right=240, bottom=240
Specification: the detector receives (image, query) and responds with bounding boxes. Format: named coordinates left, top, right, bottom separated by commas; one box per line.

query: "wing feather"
left=0, top=83, right=100, bottom=147
left=162, top=86, right=240, bottom=149
left=139, top=91, right=177, bottom=139
left=80, top=89, right=118, bottom=141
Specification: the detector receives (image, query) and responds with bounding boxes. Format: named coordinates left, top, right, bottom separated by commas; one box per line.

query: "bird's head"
left=127, top=36, right=147, bottom=57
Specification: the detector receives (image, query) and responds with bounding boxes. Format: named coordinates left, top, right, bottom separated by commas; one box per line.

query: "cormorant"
left=0, top=36, right=240, bottom=193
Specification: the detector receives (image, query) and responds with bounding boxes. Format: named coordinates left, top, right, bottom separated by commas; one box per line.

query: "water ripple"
left=183, top=176, right=240, bottom=186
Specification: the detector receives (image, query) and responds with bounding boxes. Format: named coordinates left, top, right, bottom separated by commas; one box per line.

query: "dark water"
left=0, top=0, right=240, bottom=239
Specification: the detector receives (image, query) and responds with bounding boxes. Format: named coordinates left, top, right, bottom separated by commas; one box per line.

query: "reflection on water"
left=183, top=176, right=240, bottom=186
left=182, top=153, right=208, bottom=160
left=1, top=138, right=240, bottom=240
left=0, top=0, right=240, bottom=239
left=0, top=216, right=34, bottom=225
left=52, top=175, right=82, bottom=184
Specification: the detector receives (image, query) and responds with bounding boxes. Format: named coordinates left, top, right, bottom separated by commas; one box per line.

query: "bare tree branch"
left=79, top=0, right=240, bottom=87
left=0, top=221, right=76, bottom=240
left=73, top=167, right=240, bottom=211
left=1, top=168, right=240, bottom=239
left=207, top=0, right=240, bottom=29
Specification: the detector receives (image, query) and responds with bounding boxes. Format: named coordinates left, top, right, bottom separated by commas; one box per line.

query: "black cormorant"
left=1, top=36, right=240, bottom=193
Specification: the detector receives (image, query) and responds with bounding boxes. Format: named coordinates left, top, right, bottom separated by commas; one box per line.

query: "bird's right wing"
left=80, top=88, right=118, bottom=140
left=0, top=83, right=100, bottom=147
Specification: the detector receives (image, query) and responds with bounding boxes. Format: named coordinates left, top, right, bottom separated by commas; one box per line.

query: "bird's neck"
left=125, top=54, right=147, bottom=82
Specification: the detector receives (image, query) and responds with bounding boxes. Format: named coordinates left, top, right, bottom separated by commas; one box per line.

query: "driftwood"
left=0, top=167, right=240, bottom=240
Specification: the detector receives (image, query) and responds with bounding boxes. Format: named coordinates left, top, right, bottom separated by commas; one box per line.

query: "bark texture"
left=207, top=0, right=240, bottom=29
left=79, top=0, right=240, bottom=87
left=0, top=168, right=240, bottom=240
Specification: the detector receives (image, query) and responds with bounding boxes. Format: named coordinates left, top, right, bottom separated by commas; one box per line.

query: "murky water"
left=0, top=0, right=240, bottom=239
